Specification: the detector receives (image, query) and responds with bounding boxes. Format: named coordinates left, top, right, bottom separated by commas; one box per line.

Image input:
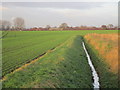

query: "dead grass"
left=84, top=33, right=119, bottom=73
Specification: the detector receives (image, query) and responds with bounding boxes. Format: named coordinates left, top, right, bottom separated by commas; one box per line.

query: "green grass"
left=2, top=30, right=118, bottom=76
left=3, top=36, right=93, bottom=88
left=2, top=31, right=72, bottom=76
left=2, top=30, right=118, bottom=88
left=83, top=39, right=118, bottom=88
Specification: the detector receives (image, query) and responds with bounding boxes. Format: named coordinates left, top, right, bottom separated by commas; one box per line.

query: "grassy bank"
left=84, top=33, right=118, bottom=73
left=83, top=38, right=118, bottom=88
left=3, top=36, right=93, bottom=88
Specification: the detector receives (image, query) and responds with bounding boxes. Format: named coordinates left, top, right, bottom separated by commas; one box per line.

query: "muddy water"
left=82, top=42, right=100, bottom=89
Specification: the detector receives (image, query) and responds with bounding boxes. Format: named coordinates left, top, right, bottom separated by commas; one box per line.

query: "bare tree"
left=0, top=20, right=11, bottom=30
left=59, top=23, right=68, bottom=29
left=46, top=25, right=51, bottom=30
left=107, top=24, right=114, bottom=29
left=101, top=25, right=107, bottom=30
left=13, top=17, right=25, bottom=30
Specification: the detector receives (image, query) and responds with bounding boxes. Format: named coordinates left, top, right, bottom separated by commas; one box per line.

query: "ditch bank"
left=83, top=38, right=118, bottom=88
left=3, top=36, right=93, bottom=88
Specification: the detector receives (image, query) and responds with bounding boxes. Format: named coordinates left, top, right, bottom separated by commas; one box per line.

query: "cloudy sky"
left=1, top=2, right=118, bottom=28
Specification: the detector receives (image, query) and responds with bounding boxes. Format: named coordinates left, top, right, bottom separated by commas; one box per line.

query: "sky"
left=0, top=2, right=118, bottom=28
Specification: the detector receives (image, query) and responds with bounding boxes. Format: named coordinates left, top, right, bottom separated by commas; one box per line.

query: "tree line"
left=0, top=17, right=118, bottom=31
left=28, top=23, right=118, bottom=31
left=0, top=17, right=25, bottom=31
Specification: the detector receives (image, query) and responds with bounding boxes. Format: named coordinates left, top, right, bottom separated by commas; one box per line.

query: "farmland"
left=1, top=30, right=119, bottom=88
left=2, top=31, right=73, bottom=76
left=2, top=30, right=117, bottom=76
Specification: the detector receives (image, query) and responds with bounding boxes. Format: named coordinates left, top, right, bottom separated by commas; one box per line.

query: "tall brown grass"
left=84, top=33, right=119, bottom=73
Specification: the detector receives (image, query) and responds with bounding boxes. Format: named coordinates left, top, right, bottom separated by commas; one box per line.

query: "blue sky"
left=1, top=2, right=118, bottom=28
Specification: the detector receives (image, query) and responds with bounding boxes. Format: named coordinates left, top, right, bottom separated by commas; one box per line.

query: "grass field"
left=2, top=30, right=119, bottom=88
left=2, top=31, right=73, bottom=76
left=2, top=30, right=117, bottom=76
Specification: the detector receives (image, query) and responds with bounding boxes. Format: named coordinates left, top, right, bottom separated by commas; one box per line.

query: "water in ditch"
left=82, top=42, right=100, bottom=89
